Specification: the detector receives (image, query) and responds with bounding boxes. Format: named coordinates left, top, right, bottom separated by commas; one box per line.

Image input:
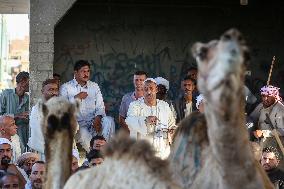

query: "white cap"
left=0, top=138, right=12, bottom=147
left=196, top=94, right=204, bottom=109
left=144, top=78, right=157, bottom=84
left=155, top=77, right=169, bottom=90
left=72, top=149, right=80, bottom=160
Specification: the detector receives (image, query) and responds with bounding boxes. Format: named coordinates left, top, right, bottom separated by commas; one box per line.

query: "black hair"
left=186, top=67, right=197, bottom=72
left=134, top=71, right=148, bottom=77
left=87, top=150, right=104, bottom=162
left=182, top=75, right=197, bottom=85
left=89, top=135, right=106, bottom=148
left=262, top=146, right=280, bottom=160
left=74, top=60, right=90, bottom=71
left=53, top=73, right=61, bottom=78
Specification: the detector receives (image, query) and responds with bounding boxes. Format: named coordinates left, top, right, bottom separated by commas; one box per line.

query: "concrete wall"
left=53, top=4, right=284, bottom=119
left=29, top=0, right=77, bottom=106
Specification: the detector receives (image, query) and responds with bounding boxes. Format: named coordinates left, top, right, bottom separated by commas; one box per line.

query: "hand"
left=74, top=92, right=88, bottom=100
left=15, top=111, right=29, bottom=119
left=93, top=116, right=102, bottom=133
left=145, top=116, right=158, bottom=125
left=253, top=130, right=263, bottom=138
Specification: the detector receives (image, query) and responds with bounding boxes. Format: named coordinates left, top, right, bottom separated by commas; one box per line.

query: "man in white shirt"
left=28, top=79, right=59, bottom=159
left=60, top=60, right=112, bottom=151
left=125, top=78, right=176, bottom=158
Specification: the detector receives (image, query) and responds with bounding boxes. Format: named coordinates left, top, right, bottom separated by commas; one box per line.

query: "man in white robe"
left=28, top=79, right=61, bottom=159
left=126, top=78, right=176, bottom=158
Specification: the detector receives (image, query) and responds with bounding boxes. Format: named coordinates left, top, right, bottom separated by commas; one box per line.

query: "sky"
left=5, top=14, right=29, bottom=40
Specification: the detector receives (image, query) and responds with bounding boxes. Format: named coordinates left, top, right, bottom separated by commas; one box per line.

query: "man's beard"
left=32, top=179, right=43, bottom=189
left=1, top=156, right=11, bottom=166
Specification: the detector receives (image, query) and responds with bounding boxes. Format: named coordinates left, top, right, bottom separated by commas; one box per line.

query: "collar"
left=72, top=78, right=89, bottom=88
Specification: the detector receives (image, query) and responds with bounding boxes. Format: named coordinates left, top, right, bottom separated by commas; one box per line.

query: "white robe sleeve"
left=125, top=102, right=147, bottom=137
left=167, top=105, right=177, bottom=130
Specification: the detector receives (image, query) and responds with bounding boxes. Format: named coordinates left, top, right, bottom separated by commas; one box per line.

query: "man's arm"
left=94, top=86, right=105, bottom=117
left=92, top=85, right=106, bottom=132
left=118, top=95, right=130, bottom=133
left=119, top=115, right=130, bottom=134
left=0, top=91, right=6, bottom=115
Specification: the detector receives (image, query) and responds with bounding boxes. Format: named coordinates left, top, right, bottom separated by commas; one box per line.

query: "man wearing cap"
left=119, top=71, right=147, bottom=134
left=125, top=78, right=176, bottom=158
left=155, top=76, right=177, bottom=121
left=0, top=138, right=26, bottom=188
left=17, top=152, right=39, bottom=177
left=0, top=71, right=29, bottom=152
left=250, top=85, right=284, bottom=151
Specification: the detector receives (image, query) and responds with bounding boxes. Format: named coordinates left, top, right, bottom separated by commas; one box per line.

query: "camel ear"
left=191, top=42, right=207, bottom=60
left=39, top=101, right=49, bottom=117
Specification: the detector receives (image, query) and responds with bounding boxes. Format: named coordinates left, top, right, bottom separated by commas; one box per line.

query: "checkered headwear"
left=260, top=85, right=281, bottom=101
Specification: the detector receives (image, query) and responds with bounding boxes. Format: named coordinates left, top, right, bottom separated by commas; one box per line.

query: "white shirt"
left=185, top=102, right=193, bottom=117
left=28, top=101, right=44, bottom=153
left=11, top=135, right=22, bottom=163
left=125, top=98, right=176, bottom=158
left=60, top=79, right=106, bottom=126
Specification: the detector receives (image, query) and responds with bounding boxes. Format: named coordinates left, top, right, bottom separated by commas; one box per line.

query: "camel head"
left=40, top=97, right=79, bottom=140
left=192, top=28, right=250, bottom=114
left=40, top=97, right=79, bottom=189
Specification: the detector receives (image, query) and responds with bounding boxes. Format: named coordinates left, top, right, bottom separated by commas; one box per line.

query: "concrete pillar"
left=29, top=0, right=77, bottom=106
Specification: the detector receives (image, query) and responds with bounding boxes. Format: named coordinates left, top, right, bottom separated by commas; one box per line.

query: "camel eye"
left=223, top=34, right=231, bottom=40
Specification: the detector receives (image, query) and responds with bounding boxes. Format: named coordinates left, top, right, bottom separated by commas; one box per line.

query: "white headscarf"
left=155, top=77, right=169, bottom=90
left=196, top=94, right=204, bottom=109
left=0, top=137, right=12, bottom=146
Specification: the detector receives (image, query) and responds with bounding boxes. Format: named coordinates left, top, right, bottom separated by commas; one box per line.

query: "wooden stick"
left=267, top=56, right=276, bottom=85
left=272, top=129, right=284, bottom=157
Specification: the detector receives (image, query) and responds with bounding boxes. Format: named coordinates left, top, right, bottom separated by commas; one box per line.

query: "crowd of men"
left=0, top=59, right=282, bottom=188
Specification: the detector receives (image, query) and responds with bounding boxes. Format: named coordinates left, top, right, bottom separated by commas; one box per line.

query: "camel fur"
left=40, top=97, right=79, bottom=189
left=188, top=28, right=273, bottom=189
left=64, top=132, right=180, bottom=189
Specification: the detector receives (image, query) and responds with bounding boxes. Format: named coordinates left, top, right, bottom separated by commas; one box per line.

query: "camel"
left=40, top=97, right=79, bottom=189
left=188, top=28, right=273, bottom=189
left=43, top=29, right=273, bottom=189
left=169, top=111, right=209, bottom=188
left=64, top=131, right=180, bottom=189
